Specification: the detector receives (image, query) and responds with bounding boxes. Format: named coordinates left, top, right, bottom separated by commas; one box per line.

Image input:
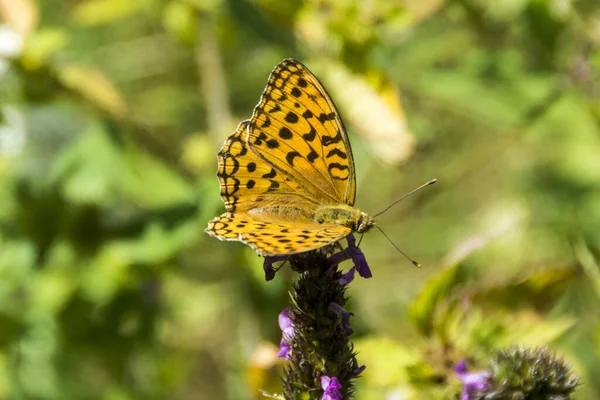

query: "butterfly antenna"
left=373, top=179, right=437, bottom=218
left=375, top=225, right=422, bottom=267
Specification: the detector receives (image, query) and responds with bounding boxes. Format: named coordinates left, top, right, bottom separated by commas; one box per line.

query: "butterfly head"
left=355, top=212, right=375, bottom=234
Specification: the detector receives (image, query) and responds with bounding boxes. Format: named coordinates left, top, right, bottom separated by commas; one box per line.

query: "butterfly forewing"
left=248, top=59, right=356, bottom=206
left=216, top=120, right=318, bottom=213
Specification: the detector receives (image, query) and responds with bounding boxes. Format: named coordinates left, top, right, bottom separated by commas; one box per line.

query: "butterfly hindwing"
left=206, top=212, right=352, bottom=256
left=248, top=59, right=357, bottom=206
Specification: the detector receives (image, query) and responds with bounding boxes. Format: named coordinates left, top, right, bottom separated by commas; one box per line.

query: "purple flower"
left=455, top=360, right=490, bottom=400
left=339, top=267, right=356, bottom=285
left=354, top=365, right=366, bottom=376
left=277, top=338, right=291, bottom=359
left=352, top=249, right=371, bottom=278
left=328, top=302, right=353, bottom=334
left=320, top=375, right=342, bottom=400
left=277, top=309, right=294, bottom=359
left=279, top=308, right=294, bottom=340
left=328, top=235, right=372, bottom=279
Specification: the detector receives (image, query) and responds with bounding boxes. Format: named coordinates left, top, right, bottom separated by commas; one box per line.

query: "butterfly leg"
left=263, top=254, right=292, bottom=280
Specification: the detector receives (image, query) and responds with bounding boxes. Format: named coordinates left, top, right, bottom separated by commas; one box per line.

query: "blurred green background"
left=1, top=0, right=600, bottom=399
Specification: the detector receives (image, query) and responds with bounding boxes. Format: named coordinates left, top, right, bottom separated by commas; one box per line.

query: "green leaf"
left=409, top=264, right=463, bottom=336
left=355, top=336, right=422, bottom=387
left=163, top=2, right=197, bottom=45
left=21, top=28, right=68, bottom=70
left=471, top=266, right=577, bottom=312
left=70, top=0, right=143, bottom=26
left=56, top=64, right=127, bottom=117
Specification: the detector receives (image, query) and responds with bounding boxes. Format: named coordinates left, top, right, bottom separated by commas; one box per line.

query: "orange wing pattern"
left=216, top=120, right=318, bottom=213
left=206, top=212, right=351, bottom=256
left=248, top=59, right=356, bottom=205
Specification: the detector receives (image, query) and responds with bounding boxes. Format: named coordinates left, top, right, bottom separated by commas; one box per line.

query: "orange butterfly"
left=206, top=59, right=374, bottom=256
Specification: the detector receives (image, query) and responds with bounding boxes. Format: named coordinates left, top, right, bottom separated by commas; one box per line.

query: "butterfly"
left=205, top=59, right=375, bottom=256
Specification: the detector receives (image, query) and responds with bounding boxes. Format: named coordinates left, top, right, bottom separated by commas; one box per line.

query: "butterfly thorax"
left=314, top=204, right=375, bottom=234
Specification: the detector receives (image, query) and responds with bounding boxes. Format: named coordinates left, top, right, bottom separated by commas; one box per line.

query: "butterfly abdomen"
left=248, top=205, right=314, bottom=221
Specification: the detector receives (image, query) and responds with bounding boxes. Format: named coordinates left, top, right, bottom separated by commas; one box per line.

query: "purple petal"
left=278, top=308, right=295, bottom=340
left=327, top=234, right=372, bottom=279
left=328, top=250, right=347, bottom=266
left=277, top=309, right=294, bottom=359
left=278, top=309, right=293, bottom=331
left=320, top=375, right=331, bottom=390
left=352, top=248, right=372, bottom=278
left=282, top=326, right=294, bottom=340
left=462, top=371, right=490, bottom=390
left=328, top=302, right=353, bottom=331
left=455, top=359, right=468, bottom=374
left=277, top=338, right=291, bottom=359
left=339, top=267, right=356, bottom=285
left=320, top=375, right=342, bottom=400
left=327, top=378, right=341, bottom=391
left=346, top=234, right=357, bottom=247
left=345, top=235, right=372, bottom=278
left=354, top=365, right=366, bottom=376
left=455, top=360, right=490, bottom=400
left=328, top=234, right=356, bottom=266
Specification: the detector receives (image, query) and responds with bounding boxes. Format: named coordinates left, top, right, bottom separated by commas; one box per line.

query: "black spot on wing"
left=219, top=154, right=239, bottom=175
left=262, top=168, right=276, bottom=179
left=253, top=131, right=267, bottom=145
left=318, top=112, right=336, bottom=124
left=285, top=112, right=299, bottom=124
left=303, top=125, right=317, bottom=142
left=326, top=148, right=347, bottom=159
left=328, top=163, right=348, bottom=171
left=322, top=130, right=343, bottom=146
left=279, top=127, right=293, bottom=139
left=286, top=151, right=301, bottom=166
left=327, top=163, right=349, bottom=179
left=297, top=78, right=308, bottom=88
left=268, top=180, right=280, bottom=191
left=268, top=104, right=282, bottom=114
left=266, top=139, right=279, bottom=149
